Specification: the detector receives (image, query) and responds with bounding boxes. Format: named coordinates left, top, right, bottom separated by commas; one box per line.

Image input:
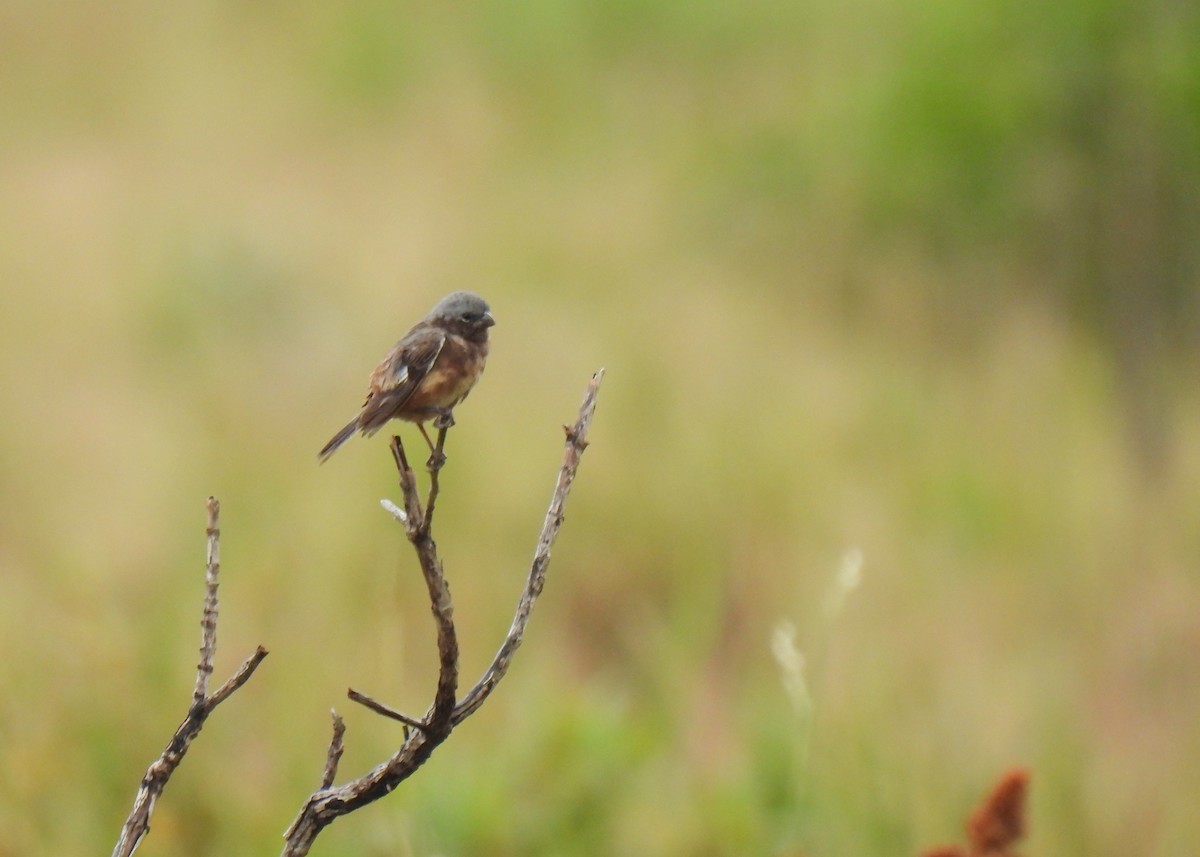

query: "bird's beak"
left=482, top=312, right=496, bottom=327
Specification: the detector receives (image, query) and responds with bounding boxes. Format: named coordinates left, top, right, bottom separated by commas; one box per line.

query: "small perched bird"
left=319, top=291, right=495, bottom=463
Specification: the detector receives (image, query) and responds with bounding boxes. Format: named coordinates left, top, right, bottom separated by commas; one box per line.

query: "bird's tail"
left=318, top=418, right=360, bottom=463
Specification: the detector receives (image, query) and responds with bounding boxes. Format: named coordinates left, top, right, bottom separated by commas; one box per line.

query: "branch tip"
left=319, top=713, right=347, bottom=790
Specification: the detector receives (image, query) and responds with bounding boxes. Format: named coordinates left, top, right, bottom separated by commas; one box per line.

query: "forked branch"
left=282, top=369, right=604, bottom=857
left=111, top=497, right=269, bottom=857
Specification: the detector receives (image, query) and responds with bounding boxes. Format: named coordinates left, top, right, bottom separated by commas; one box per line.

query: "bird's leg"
left=417, top=422, right=437, bottom=453
left=422, top=410, right=454, bottom=472
left=418, top=424, right=445, bottom=471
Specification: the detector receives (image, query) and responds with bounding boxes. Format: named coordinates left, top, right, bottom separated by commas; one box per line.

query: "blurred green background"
left=1, top=1, right=1197, bottom=855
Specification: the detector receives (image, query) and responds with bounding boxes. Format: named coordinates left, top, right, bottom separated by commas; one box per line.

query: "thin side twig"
left=346, top=688, right=428, bottom=731
left=112, top=497, right=269, bottom=857
left=320, top=713, right=347, bottom=790
left=281, top=369, right=604, bottom=857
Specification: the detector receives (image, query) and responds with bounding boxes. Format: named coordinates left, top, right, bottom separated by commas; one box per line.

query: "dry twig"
left=319, top=712, right=347, bottom=790
left=281, top=369, right=604, bottom=857
left=111, top=497, right=269, bottom=857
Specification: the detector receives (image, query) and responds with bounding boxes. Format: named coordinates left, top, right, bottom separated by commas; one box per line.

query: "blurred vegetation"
left=1, top=1, right=1197, bottom=856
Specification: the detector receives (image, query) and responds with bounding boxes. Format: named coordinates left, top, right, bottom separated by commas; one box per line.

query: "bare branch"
left=320, top=713, right=347, bottom=790
left=281, top=370, right=604, bottom=857
left=207, top=645, right=270, bottom=708
left=347, top=688, right=429, bottom=731
left=454, top=368, right=604, bottom=723
left=194, top=497, right=221, bottom=705
left=111, top=497, right=269, bottom=857
left=388, top=429, right=459, bottom=725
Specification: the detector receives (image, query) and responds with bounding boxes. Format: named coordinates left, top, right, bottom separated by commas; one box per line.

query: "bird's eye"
left=460, top=312, right=475, bottom=323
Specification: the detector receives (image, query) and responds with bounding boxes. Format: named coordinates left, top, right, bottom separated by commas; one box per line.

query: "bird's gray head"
left=429, top=291, right=495, bottom=340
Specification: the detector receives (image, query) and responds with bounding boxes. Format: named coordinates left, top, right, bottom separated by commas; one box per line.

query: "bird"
left=319, top=291, right=494, bottom=463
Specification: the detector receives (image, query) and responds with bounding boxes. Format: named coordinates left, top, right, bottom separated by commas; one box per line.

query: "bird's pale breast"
left=403, top=334, right=487, bottom=418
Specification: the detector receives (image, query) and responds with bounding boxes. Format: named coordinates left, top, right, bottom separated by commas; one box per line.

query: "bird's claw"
left=425, top=449, right=447, bottom=471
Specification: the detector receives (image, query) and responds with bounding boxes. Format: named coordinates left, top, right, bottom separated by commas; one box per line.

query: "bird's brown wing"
left=357, top=325, right=446, bottom=434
